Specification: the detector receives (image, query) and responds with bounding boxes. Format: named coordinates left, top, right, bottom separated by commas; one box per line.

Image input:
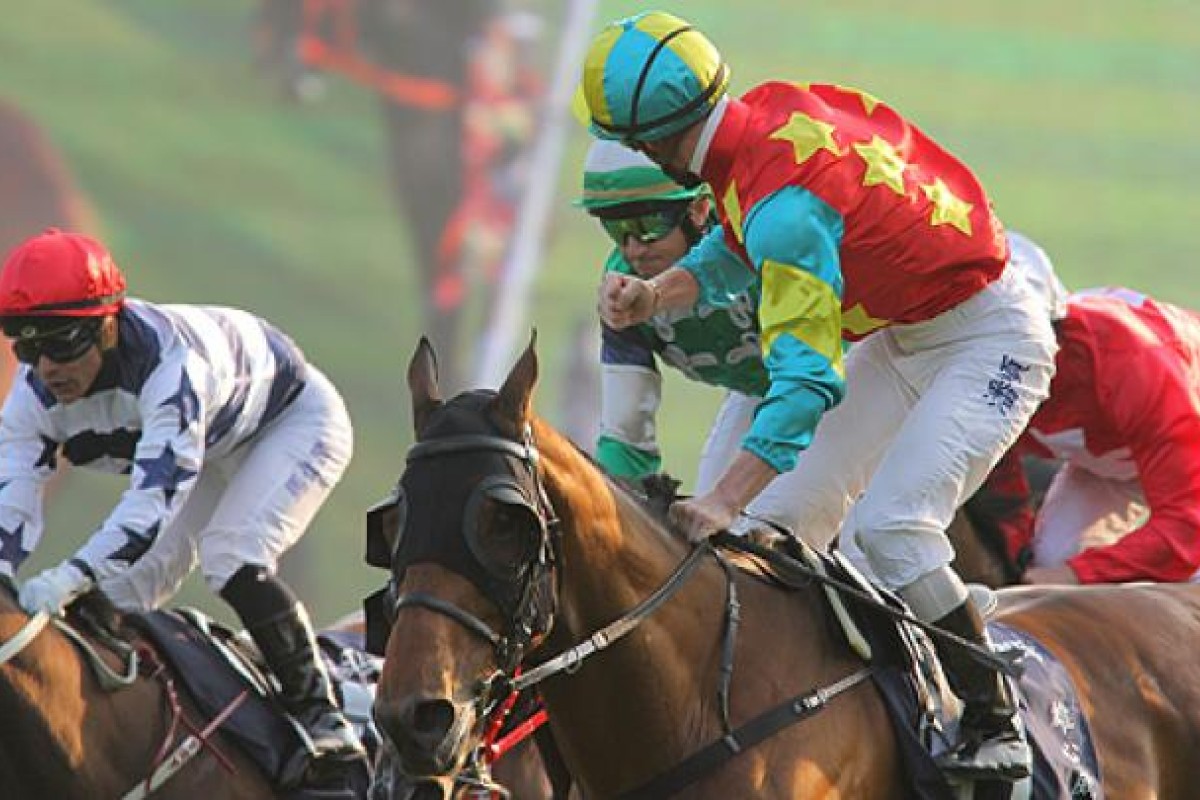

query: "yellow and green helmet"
left=582, top=11, right=729, bottom=143
left=576, top=140, right=704, bottom=212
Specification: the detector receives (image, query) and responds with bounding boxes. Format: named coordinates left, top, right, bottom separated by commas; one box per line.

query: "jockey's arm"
left=1066, top=363, right=1200, bottom=583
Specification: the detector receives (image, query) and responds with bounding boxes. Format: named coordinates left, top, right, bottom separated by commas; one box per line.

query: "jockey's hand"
left=670, top=451, right=779, bottom=543
left=19, top=562, right=93, bottom=615
left=1021, top=564, right=1080, bottom=586
left=598, top=272, right=657, bottom=330
left=669, top=493, right=739, bottom=543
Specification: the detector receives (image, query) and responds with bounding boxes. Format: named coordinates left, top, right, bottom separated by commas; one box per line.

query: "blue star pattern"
left=135, top=443, right=198, bottom=505
left=0, top=521, right=30, bottom=569
left=35, top=435, right=59, bottom=470
left=161, top=368, right=201, bottom=433
left=108, top=520, right=162, bottom=564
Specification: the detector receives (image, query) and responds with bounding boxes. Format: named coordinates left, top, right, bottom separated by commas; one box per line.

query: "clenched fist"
left=597, top=272, right=658, bottom=330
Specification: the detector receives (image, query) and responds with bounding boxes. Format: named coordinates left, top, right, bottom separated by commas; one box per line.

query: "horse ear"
left=496, top=330, right=539, bottom=424
left=407, top=336, right=442, bottom=434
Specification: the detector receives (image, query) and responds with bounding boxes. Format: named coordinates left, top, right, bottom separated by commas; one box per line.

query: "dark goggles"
left=10, top=318, right=103, bottom=365
left=599, top=204, right=689, bottom=246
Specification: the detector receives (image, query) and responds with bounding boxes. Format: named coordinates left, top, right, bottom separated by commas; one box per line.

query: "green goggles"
left=599, top=204, right=689, bottom=246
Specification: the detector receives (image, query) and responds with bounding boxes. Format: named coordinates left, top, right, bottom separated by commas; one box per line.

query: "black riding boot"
left=933, top=598, right=1031, bottom=781
left=248, top=605, right=366, bottom=761
left=221, top=566, right=365, bottom=766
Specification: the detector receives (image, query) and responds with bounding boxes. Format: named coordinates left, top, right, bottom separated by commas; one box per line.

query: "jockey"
left=581, top=139, right=806, bottom=530
left=583, top=11, right=1065, bottom=781
left=0, top=229, right=365, bottom=766
left=975, top=283, right=1200, bottom=585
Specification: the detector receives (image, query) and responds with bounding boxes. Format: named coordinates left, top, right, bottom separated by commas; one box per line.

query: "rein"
left=0, top=582, right=242, bottom=799
left=384, top=425, right=883, bottom=799
left=0, top=609, right=49, bottom=665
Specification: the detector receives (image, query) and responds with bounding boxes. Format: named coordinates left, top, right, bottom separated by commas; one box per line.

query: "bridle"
left=368, top=412, right=903, bottom=799
left=369, top=421, right=563, bottom=718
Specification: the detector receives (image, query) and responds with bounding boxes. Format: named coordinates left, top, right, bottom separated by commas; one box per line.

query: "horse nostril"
left=410, top=697, right=456, bottom=740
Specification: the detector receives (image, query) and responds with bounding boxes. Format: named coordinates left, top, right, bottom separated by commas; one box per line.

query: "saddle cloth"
left=129, top=609, right=376, bottom=800
left=813, top=554, right=1103, bottom=800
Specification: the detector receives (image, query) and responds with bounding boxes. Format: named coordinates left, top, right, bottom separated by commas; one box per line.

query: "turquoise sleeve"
left=677, top=226, right=757, bottom=308
left=738, top=187, right=847, bottom=473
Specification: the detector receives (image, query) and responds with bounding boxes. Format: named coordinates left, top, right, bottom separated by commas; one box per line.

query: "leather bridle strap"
left=393, top=592, right=502, bottom=648
left=512, top=540, right=712, bottom=692
left=0, top=610, right=49, bottom=665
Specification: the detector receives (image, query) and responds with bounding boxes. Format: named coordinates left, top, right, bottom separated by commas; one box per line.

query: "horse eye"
left=473, top=502, right=540, bottom=575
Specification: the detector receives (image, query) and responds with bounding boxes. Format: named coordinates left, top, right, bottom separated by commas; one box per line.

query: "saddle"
left=73, top=601, right=376, bottom=800
left=717, top=527, right=1103, bottom=800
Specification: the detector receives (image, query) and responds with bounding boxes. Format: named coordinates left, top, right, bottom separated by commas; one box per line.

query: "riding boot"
left=247, top=604, right=367, bottom=764
left=933, top=598, right=1031, bottom=781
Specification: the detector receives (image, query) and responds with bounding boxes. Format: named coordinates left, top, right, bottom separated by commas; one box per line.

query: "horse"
left=253, top=0, right=537, bottom=390
left=0, top=577, right=276, bottom=799
left=370, top=336, right=1200, bottom=799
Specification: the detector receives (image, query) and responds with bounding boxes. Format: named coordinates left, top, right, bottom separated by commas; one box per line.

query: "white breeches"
left=799, top=262, right=1060, bottom=591
left=99, top=368, right=353, bottom=610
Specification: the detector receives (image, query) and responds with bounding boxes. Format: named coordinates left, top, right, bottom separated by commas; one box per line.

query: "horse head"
left=372, top=335, right=560, bottom=788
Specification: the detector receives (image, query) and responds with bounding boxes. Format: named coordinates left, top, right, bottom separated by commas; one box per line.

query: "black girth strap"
left=616, top=666, right=875, bottom=800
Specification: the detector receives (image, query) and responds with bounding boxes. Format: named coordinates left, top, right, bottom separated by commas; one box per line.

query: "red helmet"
left=0, top=228, right=126, bottom=320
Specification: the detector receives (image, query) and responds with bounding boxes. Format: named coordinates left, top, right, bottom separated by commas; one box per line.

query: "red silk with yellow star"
left=702, top=82, right=1009, bottom=340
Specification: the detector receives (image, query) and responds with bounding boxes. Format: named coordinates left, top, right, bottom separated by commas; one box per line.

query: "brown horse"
left=0, top=578, right=275, bottom=799
left=371, top=337, right=1200, bottom=799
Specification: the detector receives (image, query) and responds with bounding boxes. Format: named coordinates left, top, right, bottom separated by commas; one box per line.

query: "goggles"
left=11, top=318, right=103, bottom=365
left=599, top=204, right=689, bottom=246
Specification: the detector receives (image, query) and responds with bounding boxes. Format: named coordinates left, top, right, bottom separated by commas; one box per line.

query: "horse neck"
left=532, top=419, right=704, bottom=635
left=0, top=593, right=94, bottom=796
left=531, top=422, right=849, bottom=794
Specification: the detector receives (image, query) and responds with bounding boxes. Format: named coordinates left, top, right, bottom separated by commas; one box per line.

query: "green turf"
left=1, top=0, right=1196, bottom=622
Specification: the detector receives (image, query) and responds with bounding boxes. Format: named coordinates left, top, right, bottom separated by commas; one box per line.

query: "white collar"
left=689, top=95, right=730, bottom=175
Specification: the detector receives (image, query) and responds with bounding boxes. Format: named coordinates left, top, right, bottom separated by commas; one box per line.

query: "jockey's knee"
left=848, top=506, right=957, bottom=597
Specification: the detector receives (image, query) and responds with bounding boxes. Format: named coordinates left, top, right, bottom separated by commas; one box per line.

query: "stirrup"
left=936, top=726, right=1032, bottom=782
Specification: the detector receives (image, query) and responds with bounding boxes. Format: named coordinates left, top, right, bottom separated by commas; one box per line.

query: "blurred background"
left=1, top=0, right=1197, bottom=625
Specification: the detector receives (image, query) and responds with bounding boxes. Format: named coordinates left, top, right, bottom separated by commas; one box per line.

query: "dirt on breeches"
left=0, top=97, right=98, bottom=398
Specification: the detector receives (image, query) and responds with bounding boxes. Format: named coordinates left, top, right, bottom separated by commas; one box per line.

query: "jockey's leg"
left=197, top=369, right=362, bottom=765
left=220, top=564, right=365, bottom=763
left=899, top=566, right=1029, bottom=780
left=1032, top=464, right=1144, bottom=568
left=850, top=265, right=1058, bottom=781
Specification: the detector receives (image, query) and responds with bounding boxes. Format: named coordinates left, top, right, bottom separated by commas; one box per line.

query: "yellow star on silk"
left=835, top=85, right=881, bottom=115
left=853, top=136, right=908, bottom=196
left=722, top=180, right=744, bottom=243
left=921, top=179, right=974, bottom=235
left=769, top=112, right=841, bottom=166
left=842, top=303, right=889, bottom=337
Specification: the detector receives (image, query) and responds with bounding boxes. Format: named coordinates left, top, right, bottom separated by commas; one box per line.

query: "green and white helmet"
left=576, top=139, right=704, bottom=213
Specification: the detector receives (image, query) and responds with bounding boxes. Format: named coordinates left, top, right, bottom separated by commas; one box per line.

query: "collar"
left=688, top=95, right=729, bottom=176
left=695, top=96, right=751, bottom=193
